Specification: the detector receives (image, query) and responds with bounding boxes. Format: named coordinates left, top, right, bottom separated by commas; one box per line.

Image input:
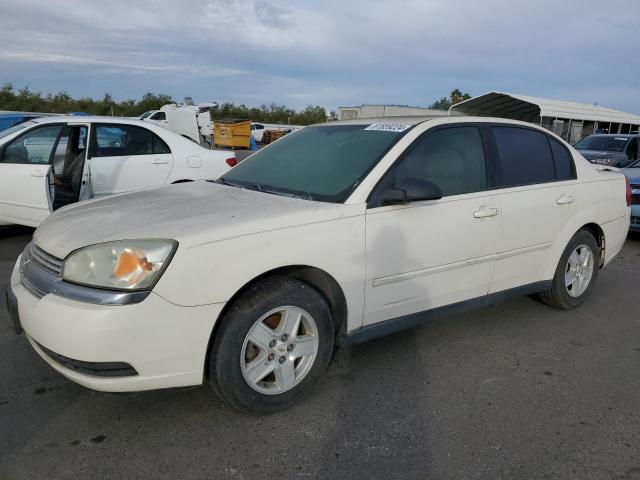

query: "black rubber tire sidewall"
left=209, top=276, right=334, bottom=413
left=545, top=230, right=600, bottom=310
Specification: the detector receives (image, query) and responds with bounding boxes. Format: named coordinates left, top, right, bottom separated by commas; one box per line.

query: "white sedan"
left=8, top=116, right=630, bottom=413
left=0, top=116, right=236, bottom=227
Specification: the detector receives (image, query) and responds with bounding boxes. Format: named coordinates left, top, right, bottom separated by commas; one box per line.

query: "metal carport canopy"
left=449, top=91, right=640, bottom=125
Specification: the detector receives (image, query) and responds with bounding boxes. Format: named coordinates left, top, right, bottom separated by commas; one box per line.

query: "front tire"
left=209, top=276, right=334, bottom=413
left=538, top=230, right=600, bottom=310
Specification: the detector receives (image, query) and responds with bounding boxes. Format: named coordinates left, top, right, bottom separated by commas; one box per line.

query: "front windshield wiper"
left=251, top=182, right=315, bottom=200
left=214, top=178, right=315, bottom=201
left=294, top=190, right=314, bottom=200
left=211, top=177, right=244, bottom=189
left=251, top=183, right=290, bottom=198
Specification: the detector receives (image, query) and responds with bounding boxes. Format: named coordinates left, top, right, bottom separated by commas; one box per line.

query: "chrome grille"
left=28, top=243, right=62, bottom=276
left=632, top=216, right=640, bottom=226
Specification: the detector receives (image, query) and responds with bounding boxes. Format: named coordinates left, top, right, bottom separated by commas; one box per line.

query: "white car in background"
left=250, top=122, right=304, bottom=143
left=0, top=116, right=236, bottom=227
left=8, top=116, right=630, bottom=413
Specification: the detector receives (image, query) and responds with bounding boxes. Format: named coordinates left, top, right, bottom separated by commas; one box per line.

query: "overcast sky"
left=1, top=0, right=639, bottom=112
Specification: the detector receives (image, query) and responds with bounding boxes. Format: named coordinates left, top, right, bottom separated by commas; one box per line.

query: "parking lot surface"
left=1, top=226, right=639, bottom=480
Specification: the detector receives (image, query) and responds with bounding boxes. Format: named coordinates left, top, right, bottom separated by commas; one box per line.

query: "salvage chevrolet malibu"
left=7, top=116, right=631, bottom=413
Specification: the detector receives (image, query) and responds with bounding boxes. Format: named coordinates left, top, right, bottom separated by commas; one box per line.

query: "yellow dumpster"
left=213, top=119, right=251, bottom=149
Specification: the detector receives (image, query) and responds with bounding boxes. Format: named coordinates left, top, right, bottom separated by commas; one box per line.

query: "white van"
left=143, top=104, right=215, bottom=147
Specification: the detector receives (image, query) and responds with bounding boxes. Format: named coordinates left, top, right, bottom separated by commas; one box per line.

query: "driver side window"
left=394, top=126, right=488, bottom=196
left=0, top=125, right=63, bottom=165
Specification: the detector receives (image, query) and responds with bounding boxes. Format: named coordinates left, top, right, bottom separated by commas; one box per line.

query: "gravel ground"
left=1, top=226, right=639, bottom=480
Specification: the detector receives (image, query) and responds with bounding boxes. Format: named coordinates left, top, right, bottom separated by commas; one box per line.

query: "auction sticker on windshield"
left=364, top=123, right=412, bottom=133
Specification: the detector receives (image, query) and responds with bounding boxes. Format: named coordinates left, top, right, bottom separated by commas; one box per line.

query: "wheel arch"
left=580, top=222, right=605, bottom=268
left=203, top=265, right=348, bottom=379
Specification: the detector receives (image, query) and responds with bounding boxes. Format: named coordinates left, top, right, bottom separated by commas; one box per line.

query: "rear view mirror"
left=380, top=178, right=443, bottom=205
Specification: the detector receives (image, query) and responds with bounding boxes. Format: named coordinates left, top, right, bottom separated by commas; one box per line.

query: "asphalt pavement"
left=1, top=226, right=639, bottom=480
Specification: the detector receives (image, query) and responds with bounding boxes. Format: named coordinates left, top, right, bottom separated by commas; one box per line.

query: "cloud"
left=0, top=51, right=244, bottom=76
left=0, top=0, right=639, bottom=112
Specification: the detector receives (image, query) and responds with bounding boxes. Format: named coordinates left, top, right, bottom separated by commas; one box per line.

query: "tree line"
left=0, top=84, right=331, bottom=125
left=0, top=83, right=471, bottom=123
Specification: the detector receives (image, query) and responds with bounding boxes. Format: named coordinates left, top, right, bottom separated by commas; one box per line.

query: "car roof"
left=585, top=133, right=637, bottom=138
left=30, top=115, right=151, bottom=126
left=313, top=115, right=556, bottom=130
left=316, top=116, right=440, bottom=126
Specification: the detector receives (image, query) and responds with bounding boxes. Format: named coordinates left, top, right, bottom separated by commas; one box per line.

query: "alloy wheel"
left=240, top=306, right=319, bottom=395
left=565, top=244, right=595, bottom=298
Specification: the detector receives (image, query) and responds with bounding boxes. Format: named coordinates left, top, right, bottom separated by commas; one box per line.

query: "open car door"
left=49, top=124, right=92, bottom=211
left=0, top=124, right=64, bottom=227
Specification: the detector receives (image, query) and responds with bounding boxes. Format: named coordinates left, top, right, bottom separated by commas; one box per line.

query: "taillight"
left=226, top=157, right=237, bottom=167
left=625, top=176, right=632, bottom=207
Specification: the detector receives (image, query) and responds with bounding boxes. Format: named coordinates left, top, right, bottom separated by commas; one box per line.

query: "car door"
left=88, top=124, right=174, bottom=196
left=364, top=125, right=502, bottom=326
left=0, top=123, right=64, bottom=226
left=488, top=126, right=580, bottom=293
left=48, top=123, right=93, bottom=210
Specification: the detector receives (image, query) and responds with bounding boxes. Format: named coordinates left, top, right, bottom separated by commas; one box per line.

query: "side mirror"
left=380, top=178, right=443, bottom=205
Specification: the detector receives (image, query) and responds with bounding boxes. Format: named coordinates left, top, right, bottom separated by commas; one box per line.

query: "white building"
left=339, top=104, right=450, bottom=120
left=450, top=92, right=640, bottom=143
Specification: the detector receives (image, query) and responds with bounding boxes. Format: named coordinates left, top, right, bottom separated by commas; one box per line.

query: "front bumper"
left=10, top=257, right=225, bottom=392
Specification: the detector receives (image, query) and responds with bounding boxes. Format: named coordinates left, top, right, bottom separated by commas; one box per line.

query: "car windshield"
left=0, top=121, right=36, bottom=140
left=574, top=136, right=629, bottom=152
left=220, top=124, right=409, bottom=202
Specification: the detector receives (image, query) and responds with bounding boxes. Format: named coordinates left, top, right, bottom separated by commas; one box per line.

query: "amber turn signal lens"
left=114, top=249, right=154, bottom=285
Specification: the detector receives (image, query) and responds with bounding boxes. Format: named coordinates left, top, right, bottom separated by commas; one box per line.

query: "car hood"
left=34, top=181, right=357, bottom=259
left=577, top=149, right=625, bottom=161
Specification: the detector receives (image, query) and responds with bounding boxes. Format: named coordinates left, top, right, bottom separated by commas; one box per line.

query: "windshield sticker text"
left=365, top=123, right=412, bottom=133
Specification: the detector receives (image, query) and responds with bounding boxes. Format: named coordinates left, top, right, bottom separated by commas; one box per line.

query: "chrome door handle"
left=30, top=171, right=45, bottom=177
left=473, top=207, right=499, bottom=218
left=556, top=195, right=575, bottom=205
left=151, top=158, right=169, bottom=165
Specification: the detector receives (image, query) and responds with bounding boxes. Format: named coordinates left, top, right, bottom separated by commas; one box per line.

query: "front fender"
left=153, top=213, right=367, bottom=332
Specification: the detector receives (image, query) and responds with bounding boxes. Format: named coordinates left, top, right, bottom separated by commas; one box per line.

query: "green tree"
left=0, top=85, right=331, bottom=125
left=429, top=88, right=472, bottom=110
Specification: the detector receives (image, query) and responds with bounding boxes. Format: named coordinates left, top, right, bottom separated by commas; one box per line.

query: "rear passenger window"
left=493, top=127, right=555, bottom=187
left=548, top=137, right=575, bottom=181
left=92, top=125, right=171, bottom=157
left=394, top=126, right=487, bottom=196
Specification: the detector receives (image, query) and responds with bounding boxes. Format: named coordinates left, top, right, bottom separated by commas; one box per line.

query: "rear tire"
left=209, top=276, right=334, bottom=413
left=538, top=230, right=600, bottom=310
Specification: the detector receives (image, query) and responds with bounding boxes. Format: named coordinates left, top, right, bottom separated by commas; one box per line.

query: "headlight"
left=62, top=239, right=178, bottom=290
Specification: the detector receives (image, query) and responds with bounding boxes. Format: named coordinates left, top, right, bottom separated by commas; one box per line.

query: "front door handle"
left=473, top=207, right=499, bottom=218
left=151, top=158, right=170, bottom=165
left=556, top=194, right=575, bottom=205
left=30, top=171, right=45, bottom=177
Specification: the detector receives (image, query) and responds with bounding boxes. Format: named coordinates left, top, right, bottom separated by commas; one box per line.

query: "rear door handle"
left=556, top=194, right=575, bottom=205
left=473, top=207, right=499, bottom=218
left=151, top=158, right=169, bottom=165
left=30, top=171, right=45, bottom=177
